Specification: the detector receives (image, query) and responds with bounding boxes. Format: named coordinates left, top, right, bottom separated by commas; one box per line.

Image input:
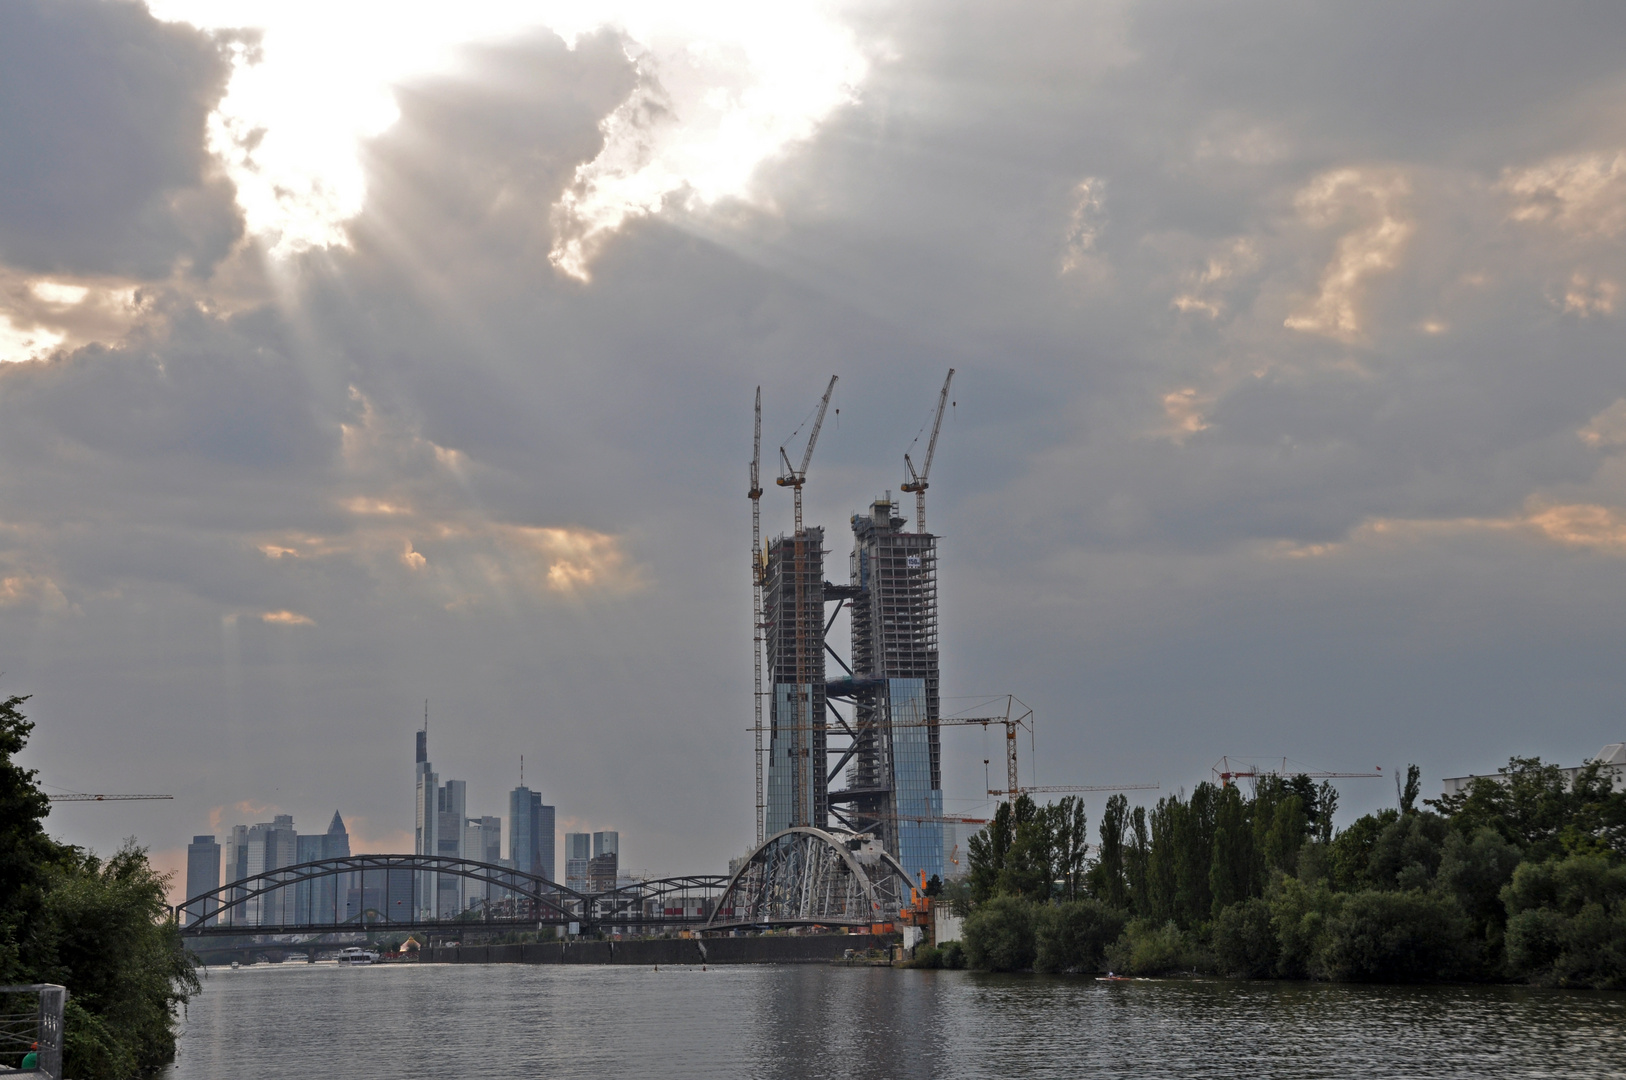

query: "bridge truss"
left=175, top=855, right=729, bottom=937
left=704, top=827, right=912, bottom=931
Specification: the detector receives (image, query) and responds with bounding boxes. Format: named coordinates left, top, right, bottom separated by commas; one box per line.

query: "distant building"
left=184, top=835, right=220, bottom=926
left=509, top=786, right=557, bottom=884
left=292, top=812, right=351, bottom=924
left=586, top=852, right=619, bottom=894
left=463, top=815, right=502, bottom=909
left=1442, top=743, right=1626, bottom=797
left=593, top=831, right=618, bottom=859
left=565, top=832, right=591, bottom=893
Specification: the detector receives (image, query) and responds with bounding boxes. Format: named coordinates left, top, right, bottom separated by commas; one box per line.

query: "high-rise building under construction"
left=831, top=497, right=943, bottom=884
left=764, top=526, right=828, bottom=834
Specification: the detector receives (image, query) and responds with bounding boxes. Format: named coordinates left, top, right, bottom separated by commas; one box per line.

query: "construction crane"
left=893, top=696, right=1157, bottom=801
left=1212, top=757, right=1383, bottom=790
left=900, top=368, right=955, bottom=533
left=750, top=386, right=766, bottom=845
left=49, top=793, right=172, bottom=802
left=776, top=374, right=838, bottom=534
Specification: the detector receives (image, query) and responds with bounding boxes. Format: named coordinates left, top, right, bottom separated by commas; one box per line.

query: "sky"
left=3, top=0, right=1626, bottom=897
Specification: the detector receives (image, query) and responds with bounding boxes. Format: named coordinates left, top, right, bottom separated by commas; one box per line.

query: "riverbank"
left=420, top=932, right=899, bottom=966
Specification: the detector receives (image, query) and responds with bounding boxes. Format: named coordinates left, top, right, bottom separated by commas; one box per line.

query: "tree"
left=0, top=695, right=198, bottom=1077
left=1091, top=794, right=1127, bottom=908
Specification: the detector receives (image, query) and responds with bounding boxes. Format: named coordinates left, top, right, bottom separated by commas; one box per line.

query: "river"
left=167, top=961, right=1625, bottom=1079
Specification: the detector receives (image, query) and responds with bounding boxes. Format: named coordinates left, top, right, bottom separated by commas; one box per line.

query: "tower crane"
left=749, top=387, right=766, bottom=845
left=1212, top=757, right=1382, bottom=791
left=49, top=793, right=172, bottom=802
left=777, top=375, right=838, bottom=534
left=900, top=368, right=955, bottom=533
left=893, top=696, right=1158, bottom=802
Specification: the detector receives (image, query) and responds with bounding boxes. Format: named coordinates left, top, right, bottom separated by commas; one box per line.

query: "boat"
left=337, top=947, right=380, bottom=966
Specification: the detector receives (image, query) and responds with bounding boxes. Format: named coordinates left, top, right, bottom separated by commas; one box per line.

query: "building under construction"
left=828, top=497, right=943, bottom=884
left=755, top=372, right=952, bottom=885
left=763, top=526, right=829, bottom=835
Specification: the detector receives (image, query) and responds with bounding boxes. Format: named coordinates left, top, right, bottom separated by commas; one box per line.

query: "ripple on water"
left=166, top=963, right=1626, bottom=1080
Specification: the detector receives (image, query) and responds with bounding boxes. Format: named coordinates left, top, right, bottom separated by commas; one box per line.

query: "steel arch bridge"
left=174, top=855, right=730, bottom=937
left=703, top=827, right=913, bottom=932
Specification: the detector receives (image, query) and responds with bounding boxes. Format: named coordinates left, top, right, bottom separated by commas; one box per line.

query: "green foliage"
left=909, top=940, right=967, bottom=970
left=1103, top=919, right=1188, bottom=975
left=1318, top=889, right=1478, bottom=982
left=966, top=795, right=1087, bottom=904
left=1502, top=855, right=1626, bottom=988
left=961, top=895, right=1036, bottom=972
left=958, top=754, right=1622, bottom=986
left=1212, top=898, right=1276, bottom=978
left=1034, top=899, right=1124, bottom=973
left=0, top=695, right=197, bottom=1077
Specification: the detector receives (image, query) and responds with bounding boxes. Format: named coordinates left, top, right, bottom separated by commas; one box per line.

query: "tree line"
left=1, top=696, right=198, bottom=1077
left=917, top=759, right=1626, bottom=986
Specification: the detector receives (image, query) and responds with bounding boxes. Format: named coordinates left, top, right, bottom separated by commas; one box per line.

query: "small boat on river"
left=337, top=947, right=380, bottom=965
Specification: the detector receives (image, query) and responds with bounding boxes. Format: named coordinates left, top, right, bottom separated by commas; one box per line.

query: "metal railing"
left=0, top=984, right=66, bottom=1079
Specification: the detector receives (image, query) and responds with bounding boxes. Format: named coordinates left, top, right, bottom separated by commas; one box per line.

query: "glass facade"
left=888, top=678, right=944, bottom=883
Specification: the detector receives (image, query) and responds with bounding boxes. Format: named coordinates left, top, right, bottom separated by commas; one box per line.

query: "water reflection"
left=168, top=962, right=1625, bottom=1080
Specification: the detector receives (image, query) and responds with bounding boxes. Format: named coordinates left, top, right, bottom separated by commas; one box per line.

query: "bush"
left=1034, top=900, right=1125, bottom=973
left=1503, top=856, right=1626, bottom=988
left=1268, top=876, right=1341, bottom=979
left=1318, top=889, right=1477, bottom=982
left=909, top=940, right=968, bottom=970
left=962, top=896, right=1037, bottom=972
left=1213, top=898, right=1276, bottom=978
left=1104, top=919, right=1188, bottom=975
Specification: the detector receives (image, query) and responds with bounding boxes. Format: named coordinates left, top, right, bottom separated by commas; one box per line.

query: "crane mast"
left=901, top=368, right=955, bottom=533
left=750, top=387, right=765, bottom=844
left=776, top=375, right=838, bottom=534
left=49, top=793, right=173, bottom=802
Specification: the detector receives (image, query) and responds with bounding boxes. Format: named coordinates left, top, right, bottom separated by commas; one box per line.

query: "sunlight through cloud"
left=147, top=1, right=867, bottom=273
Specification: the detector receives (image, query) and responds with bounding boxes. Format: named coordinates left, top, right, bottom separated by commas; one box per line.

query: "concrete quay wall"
left=421, top=933, right=898, bottom=966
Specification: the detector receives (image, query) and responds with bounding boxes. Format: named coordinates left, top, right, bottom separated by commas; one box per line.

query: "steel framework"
left=174, top=855, right=733, bottom=937
left=704, top=827, right=912, bottom=931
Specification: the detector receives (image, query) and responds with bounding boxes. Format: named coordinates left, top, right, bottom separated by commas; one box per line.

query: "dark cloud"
left=6, top=2, right=1626, bottom=878
left=0, top=0, right=240, bottom=277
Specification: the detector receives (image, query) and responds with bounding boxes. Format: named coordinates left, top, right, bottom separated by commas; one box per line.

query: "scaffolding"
left=764, top=527, right=828, bottom=834
left=827, top=496, right=944, bottom=882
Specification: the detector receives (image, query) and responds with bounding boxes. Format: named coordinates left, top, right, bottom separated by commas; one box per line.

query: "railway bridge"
left=174, top=828, right=915, bottom=941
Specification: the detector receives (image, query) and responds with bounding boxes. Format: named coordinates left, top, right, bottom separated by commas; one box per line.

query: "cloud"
left=1059, top=178, right=1107, bottom=274
left=147, top=1, right=868, bottom=276
left=0, top=0, right=240, bottom=277
left=1502, top=150, right=1626, bottom=239
left=260, top=609, right=314, bottom=625
left=1579, top=399, right=1626, bottom=449
left=1283, top=169, right=1411, bottom=340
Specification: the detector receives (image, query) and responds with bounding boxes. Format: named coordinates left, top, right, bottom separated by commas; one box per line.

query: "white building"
left=1442, top=743, right=1625, bottom=797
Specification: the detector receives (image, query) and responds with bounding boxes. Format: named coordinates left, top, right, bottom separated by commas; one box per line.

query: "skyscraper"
left=509, top=786, right=556, bottom=883
left=564, top=832, right=590, bottom=893
left=838, top=496, right=944, bottom=883
left=184, top=835, right=220, bottom=926
left=586, top=831, right=619, bottom=893
left=764, top=525, right=828, bottom=835
left=415, top=725, right=438, bottom=918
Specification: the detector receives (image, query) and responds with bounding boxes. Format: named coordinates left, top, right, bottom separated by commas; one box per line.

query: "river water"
left=167, top=961, right=1625, bottom=1079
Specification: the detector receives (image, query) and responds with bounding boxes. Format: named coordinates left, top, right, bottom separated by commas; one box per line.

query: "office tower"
left=839, top=496, right=944, bottom=884
left=292, top=811, right=351, bottom=925
left=184, top=835, right=220, bottom=926
left=509, top=786, right=556, bottom=883
left=462, top=815, right=502, bottom=908
left=263, top=814, right=298, bottom=925
left=564, top=832, right=590, bottom=893
left=436, top=779, right=466, bottom=916
left=224, top=824, right=249, bottom=926
left=764, top=525, right=828, bottom=835
left=586, top=851, right=618, bottom=893
left=592, top=831, right=618, bottom=859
